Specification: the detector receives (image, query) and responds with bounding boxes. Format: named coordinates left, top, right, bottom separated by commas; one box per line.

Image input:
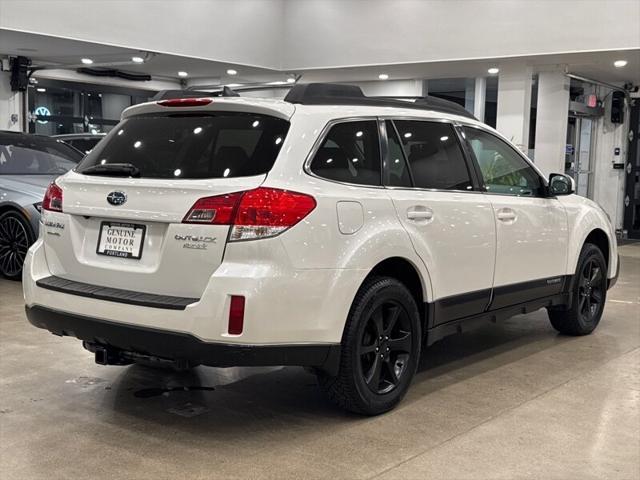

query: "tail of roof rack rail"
left=283, top=83, right=476, bottom=120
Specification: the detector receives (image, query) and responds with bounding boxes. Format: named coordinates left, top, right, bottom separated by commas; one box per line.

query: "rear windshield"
left=75, top=113, right=290, bottom=179
left=0, top=135, right=83, bottom=175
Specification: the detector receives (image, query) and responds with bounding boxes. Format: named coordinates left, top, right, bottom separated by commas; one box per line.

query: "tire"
left=0, top=210, right=34, bottom=280
left=317, top=276, right=421, bottom=415
left=547, top=243, right=607, bottom=336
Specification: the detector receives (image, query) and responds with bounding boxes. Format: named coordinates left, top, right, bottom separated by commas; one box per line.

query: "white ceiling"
left=1, top=28, right=638, bottom=89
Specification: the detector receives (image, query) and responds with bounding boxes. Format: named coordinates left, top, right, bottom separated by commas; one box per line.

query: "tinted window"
left=76, top=113, right=289, bottom=179
left=310, top=121, right=381, bottom=186
left=0, top=135, right=82, bottom=175
left=384, top=121, right=412, bottom=187
left=394, top=121, right=472, bottom=190
left=463, top=127, right=543, bottom=196
left=66, top=138, right=102, bottom=154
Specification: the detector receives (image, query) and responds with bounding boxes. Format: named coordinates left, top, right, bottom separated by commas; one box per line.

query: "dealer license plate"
left=96, top=221, right=146, bottom=259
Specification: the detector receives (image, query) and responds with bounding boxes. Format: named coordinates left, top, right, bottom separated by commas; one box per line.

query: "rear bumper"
left=26, top=305, right=340, bottom=370
left=23, top=238, right=366, bottom=344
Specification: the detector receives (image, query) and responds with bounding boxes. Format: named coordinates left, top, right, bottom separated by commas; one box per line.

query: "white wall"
left=283, top=0, right=640, bottom=69
left=2, top=0, right=639, bottom=72
left=0, top=0, right=285, bottom=69
left=0, top=71, right=22, bottom=131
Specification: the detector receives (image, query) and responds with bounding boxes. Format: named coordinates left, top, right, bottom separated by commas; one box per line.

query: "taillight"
left=182, top=187, right=316, bottom=242
left=42, top=182, right=63, bottom=212
left=183, top=192, right=243, bottom=224
left=157, top=98, right=213, bottom=107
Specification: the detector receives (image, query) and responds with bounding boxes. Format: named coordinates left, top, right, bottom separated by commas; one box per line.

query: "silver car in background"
left=0, top=131, right=83, bottom=279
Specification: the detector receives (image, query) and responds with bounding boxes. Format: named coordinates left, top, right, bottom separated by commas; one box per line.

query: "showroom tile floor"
left=1, top=244, right=638, bottom=480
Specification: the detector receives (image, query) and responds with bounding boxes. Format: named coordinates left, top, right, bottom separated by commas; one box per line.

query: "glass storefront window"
left=28, top=80, right=154, bottom=135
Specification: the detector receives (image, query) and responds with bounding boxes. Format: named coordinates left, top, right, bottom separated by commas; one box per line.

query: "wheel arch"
left=583, top=228, right=610, bottom=270
left=0, top=202, right=39, bottom=239
left=361, top=256, right=428, bottom=334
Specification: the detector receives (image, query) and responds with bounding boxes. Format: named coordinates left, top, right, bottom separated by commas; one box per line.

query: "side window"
left=384, top=121, right=412, bottom=187
left=463, top=127, right=543, bottom=197
left=310, top=120, right=381, bottom=186
left=394, top=120, right=472, bottom=190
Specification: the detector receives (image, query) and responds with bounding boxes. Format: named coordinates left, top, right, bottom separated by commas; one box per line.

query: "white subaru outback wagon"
left=24, top=83, right=619, bottom=415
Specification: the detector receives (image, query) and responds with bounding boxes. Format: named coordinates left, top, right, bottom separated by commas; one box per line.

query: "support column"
left=534, top=71, right=570, bottom=176
left=473, top=77, right=486, bottom=122
left=464, top=78, right=475, bottom=113
left=496, top=64, right=533, bottom=152
left=0, top=71, right=23, bottom=132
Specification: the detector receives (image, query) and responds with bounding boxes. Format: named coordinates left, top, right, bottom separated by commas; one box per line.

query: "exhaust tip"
left=94, top=346, right=109, bottom=365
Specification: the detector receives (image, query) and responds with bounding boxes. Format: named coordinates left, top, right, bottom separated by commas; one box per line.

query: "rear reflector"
left=228, top=295, right=245, bottom=335
left=42, top=182, right=63, bottom=212
left=183, top=187, right=316, bottom=241
left=157, top=98, right=213, bottom=107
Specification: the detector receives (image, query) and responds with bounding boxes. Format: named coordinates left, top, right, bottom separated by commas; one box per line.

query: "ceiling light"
left=81, top=58, right=93, bottom=65
left=378, top=73, right=389, bottom=80
left=614, top=60, right=628, bottom=68
left=193, top=127, right=203, bottom=134
left=487, top=67, right=499, bottom=74
left=36, top=88, right=46, bottom=93
left=178, top=71, right=188, bottom=77
left=131, top=56, right=144, bottom=63
left=226, top=69, right=238, bottom=75
left=226, top=83, right=243, bottom=87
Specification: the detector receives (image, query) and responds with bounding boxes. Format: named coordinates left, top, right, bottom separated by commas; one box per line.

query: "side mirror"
left=548, top=173, right=575, bottom=196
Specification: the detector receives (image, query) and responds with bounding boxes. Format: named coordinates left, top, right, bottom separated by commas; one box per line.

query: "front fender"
left=559, top=195, right=618, bottom=278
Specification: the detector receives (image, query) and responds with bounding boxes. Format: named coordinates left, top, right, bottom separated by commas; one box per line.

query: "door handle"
left=496, top=208, right=517, bottom=222
left=407, top=207, right=433, bottom=221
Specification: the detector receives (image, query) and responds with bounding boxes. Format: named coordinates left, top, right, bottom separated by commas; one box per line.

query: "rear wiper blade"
left=80, top=163, right=141, bottom=177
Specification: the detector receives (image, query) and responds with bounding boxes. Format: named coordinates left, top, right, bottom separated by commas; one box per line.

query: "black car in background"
left=53, top=133, right=106, bottom=154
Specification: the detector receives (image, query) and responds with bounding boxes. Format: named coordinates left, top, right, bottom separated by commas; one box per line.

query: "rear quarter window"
left=309, top=120, right=381, bottom=186
left=76, top=113, right=289, bottom=179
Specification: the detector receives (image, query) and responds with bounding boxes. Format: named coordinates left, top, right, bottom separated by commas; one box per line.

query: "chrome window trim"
left=302, top=116, right=386, bottom=190
left=301, top=114, right=547, bottom=197
left=384, top=117, right=479, bottom=193
left=454, top=121, right=550, bottom=198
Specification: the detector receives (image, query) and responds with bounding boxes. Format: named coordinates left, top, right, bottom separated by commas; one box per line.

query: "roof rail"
left=284, top=83, right=476, bottom=120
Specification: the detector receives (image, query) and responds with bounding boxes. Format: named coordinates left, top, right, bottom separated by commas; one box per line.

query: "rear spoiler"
left=152, top=87, right=240, bottom=101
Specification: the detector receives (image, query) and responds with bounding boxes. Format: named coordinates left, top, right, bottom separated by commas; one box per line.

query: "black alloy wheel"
left=358, top=301, right=412, bottom=395
left=577, top=258, right=605, bottom=323
left=548, top=243, right=607, bottom=336
left=0, top=211, right=33, bottom=280
left=317, top=276, right=421, bottom=415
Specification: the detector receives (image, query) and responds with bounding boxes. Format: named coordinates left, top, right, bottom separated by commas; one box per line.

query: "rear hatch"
left=44, top=107, right=290, bottom=299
